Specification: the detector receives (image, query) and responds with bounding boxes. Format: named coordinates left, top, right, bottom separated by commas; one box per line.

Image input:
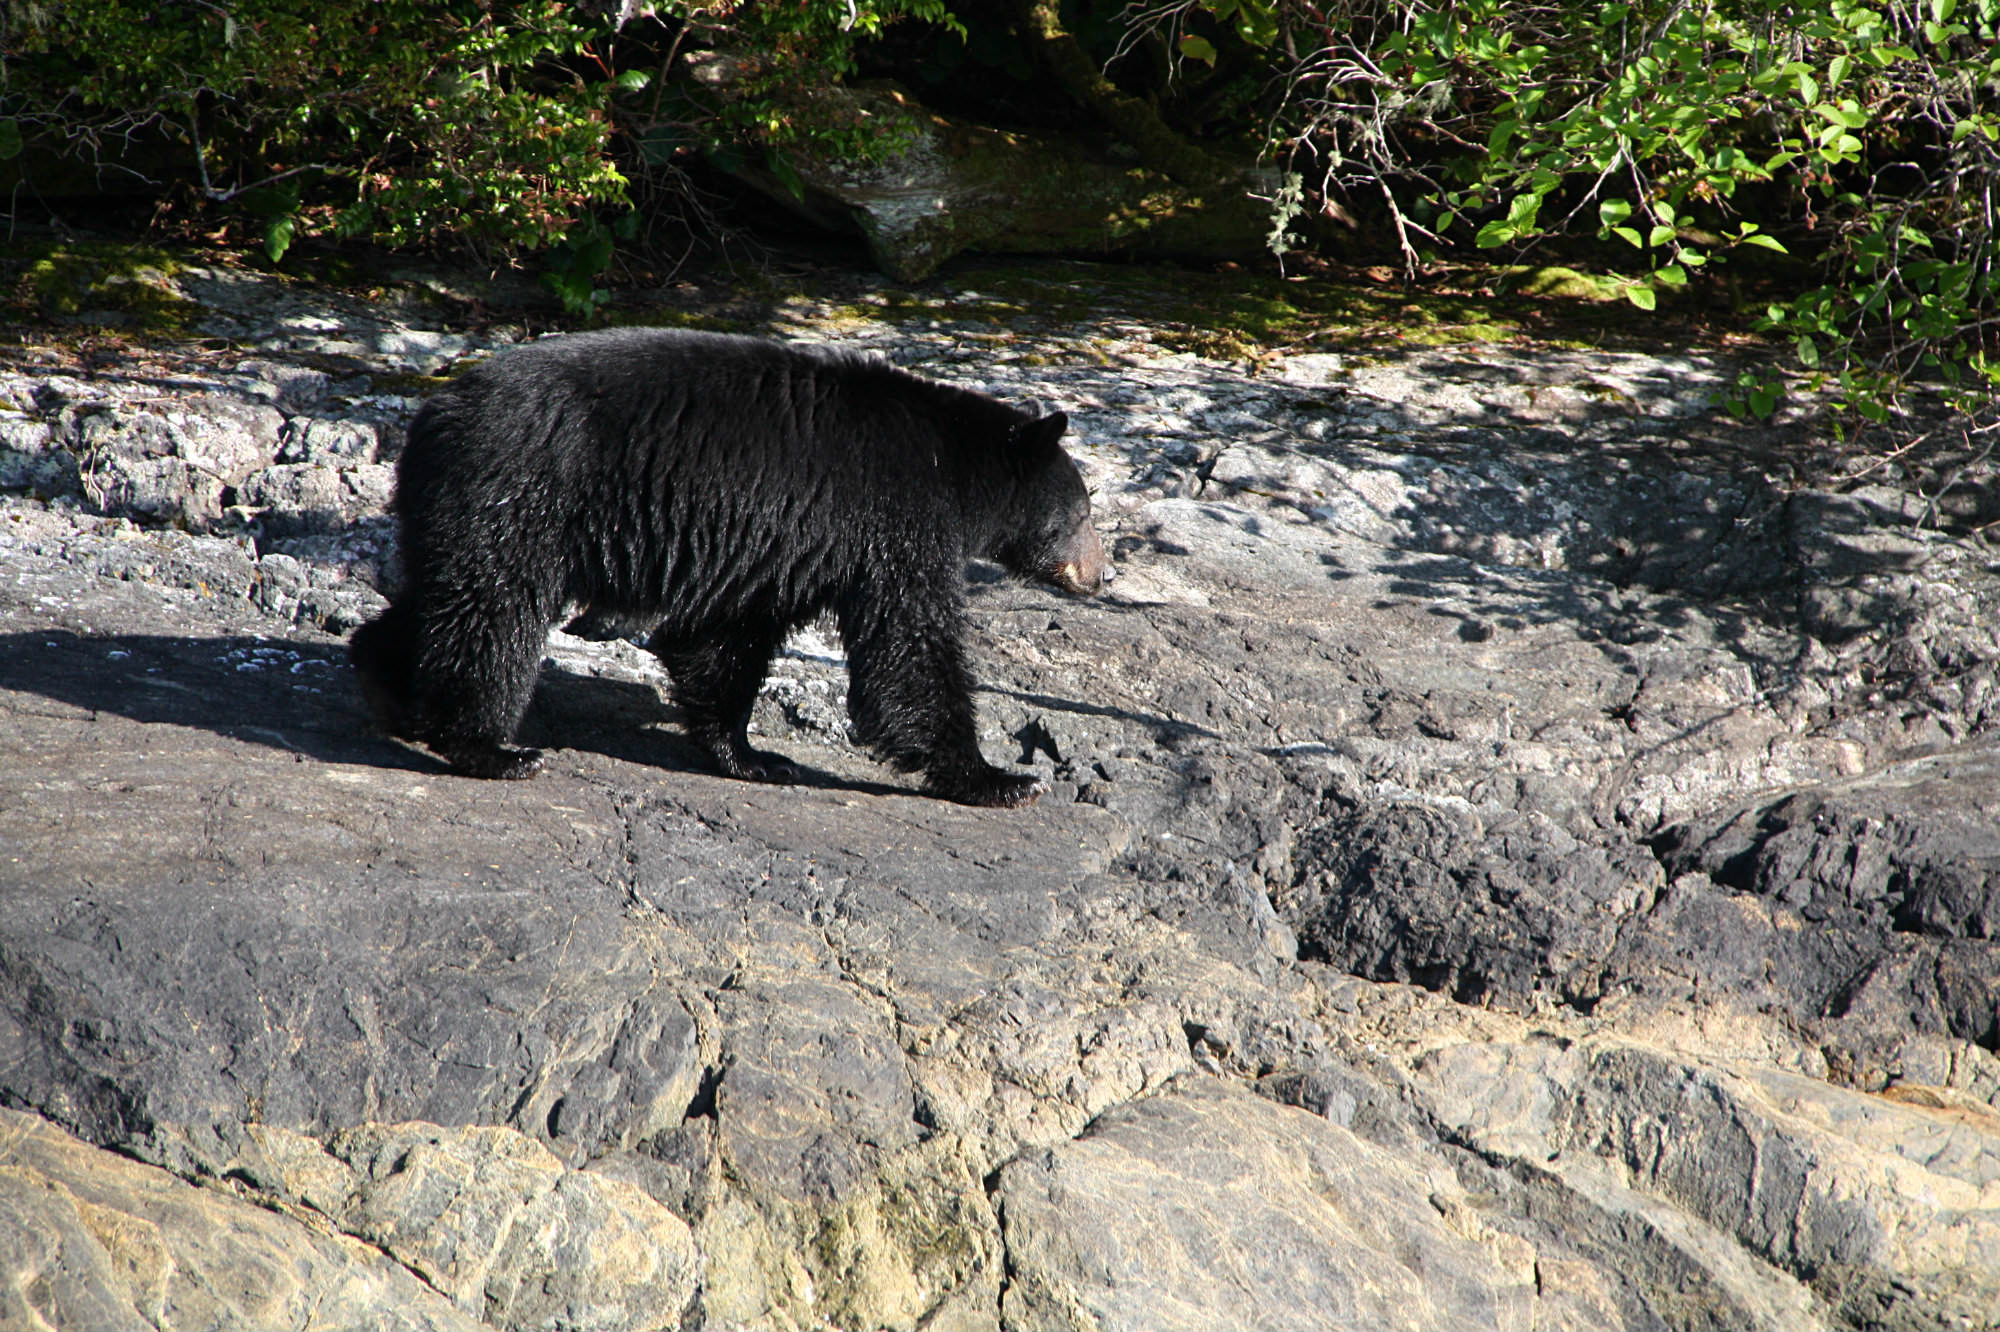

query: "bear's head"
left=993, top=411, right=1106, bottom=596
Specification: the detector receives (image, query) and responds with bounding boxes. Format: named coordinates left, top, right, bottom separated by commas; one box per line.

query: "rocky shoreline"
left=2, top=255, right=1996, bottom=1330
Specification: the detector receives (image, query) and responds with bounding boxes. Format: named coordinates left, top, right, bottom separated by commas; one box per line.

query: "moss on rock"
left=13, top=242, right=200, bottom=333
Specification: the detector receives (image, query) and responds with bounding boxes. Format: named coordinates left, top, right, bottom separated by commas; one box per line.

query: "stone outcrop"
left=2, top=255, right=1997, bottom=1330
left=709, top=80, right=1272, bottom=280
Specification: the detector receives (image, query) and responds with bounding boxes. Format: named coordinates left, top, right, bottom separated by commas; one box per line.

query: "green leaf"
left=1475, top=219, right=1518, bottom=248
left=333, top=202, right=373, bottom=240
left=1748, top=386, right=1779, bottom=417
left=1797, top=71, right=1819, bottom=104
left=1598, top=197, right=1633, bottom=227
left=1233, top=3, right=1279, bottom=46
left=1625, top=284, right=1657, bottom=311
left=615, top=69, right=651, bottom=91
left=1740, top=233, right=1789, bottom=253
left=572, top=234, right=612, bottom=273
left=1828, top=54, right=1850, bottom=85
left=0, top=119, right=20, bottom=161
left=1815, top=100, right=1869, bottom=129
left=1647, top=224, right=1676, bottom=247
left=1655, top=263, right=1688, bottom=287
left=263, top=215, right=295, bottom=264
left=1612, top=225, right=1645, bottom=247
left=1179, top=34, right=1218, bottom=65
left=1796, top=334, right=1821, bottom=368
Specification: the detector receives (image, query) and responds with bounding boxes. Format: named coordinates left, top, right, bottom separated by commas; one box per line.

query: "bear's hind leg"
left=434, top=736, right=545, bottom=781
left=349, top=600, right=420, bottom=739
left=415, top=593, right=553, bottom=780
left=649, top=627, right=800, bottom=784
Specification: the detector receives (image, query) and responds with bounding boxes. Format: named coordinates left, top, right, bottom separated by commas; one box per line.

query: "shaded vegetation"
left=1, top=0, right=1994, bottom=431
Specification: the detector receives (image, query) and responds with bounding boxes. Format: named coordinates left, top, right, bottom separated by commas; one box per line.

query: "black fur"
left=349, top=327, right=1103, bottom=806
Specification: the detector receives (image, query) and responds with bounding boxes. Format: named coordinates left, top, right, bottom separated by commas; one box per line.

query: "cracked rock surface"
left=2, top=257, right=1998, bottom=1330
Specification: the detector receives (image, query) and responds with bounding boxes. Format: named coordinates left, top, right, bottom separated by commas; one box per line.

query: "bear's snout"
left=1053, top=525, right=1108, bottom=595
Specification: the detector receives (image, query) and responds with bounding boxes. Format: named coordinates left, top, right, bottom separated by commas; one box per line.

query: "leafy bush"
left=1128, top=0, right=2000, bottom=424
left=2, top=1, right=628, bottom=258
left=0, top=0, right=953, bottom=267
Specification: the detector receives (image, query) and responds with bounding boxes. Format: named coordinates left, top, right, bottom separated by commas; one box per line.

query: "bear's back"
left=394, top=328, right=1043, bottom=625
left=417, top=328, right=1032, bottom=497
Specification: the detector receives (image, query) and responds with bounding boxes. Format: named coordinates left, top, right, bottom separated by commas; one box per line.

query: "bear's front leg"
left=649, top=629, right=801, bottom=784
left=838, top=593, right=1044, bottom=808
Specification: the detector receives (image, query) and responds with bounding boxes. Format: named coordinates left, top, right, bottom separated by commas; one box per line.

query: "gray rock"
left=264, top=1121, right=702, bottom=1332
left=1658, top=741, right=2000, bottom=943
left=279, top=415, right=381, bottom=464
left=237, top=461, right=394, bottom=536
left=1409, top=1030, right=2000, bottom=1331
left=0, top=1107, right=484, bottom=1331
left=1280, top=800, right=1664, bottom=1008
left=995, top=1076, right=1537, bottom=1331
left=47, top=391, right=283, bottom=528
left=2, top=258, right=1998, bottom=1331
left=1653, top=740, right=2000, bottom=1077
left=0, top=413, right=70, bottom=494
left=718, top=82, right=1267, bottom=281
left=230, top=357, right=334, bottom=412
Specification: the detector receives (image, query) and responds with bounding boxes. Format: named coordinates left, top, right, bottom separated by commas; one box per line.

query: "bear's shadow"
left=0, top=630, right=893, bottom=795
left=520, top=656, right=907, bottom=797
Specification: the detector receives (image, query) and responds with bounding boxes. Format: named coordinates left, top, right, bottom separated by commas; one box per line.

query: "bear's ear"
left=1013, top=411, right=1068, bottom=450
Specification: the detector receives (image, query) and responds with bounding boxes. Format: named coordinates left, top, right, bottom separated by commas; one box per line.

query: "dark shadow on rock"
left=0, top=630, right=889, bottom=796
left=1369, top=548, right=1752, bottom=661
left=1111, top=343, right=1975, bottom=650
left=1653, top=750, right=2000, bottom=949
left=524, top=662, right=914, bottom=801
left=980, top=682, right=1219, bottom=747
left=0, top=629, right=418, bottom=770
left=1277, top=767, right=2000, bottom=1069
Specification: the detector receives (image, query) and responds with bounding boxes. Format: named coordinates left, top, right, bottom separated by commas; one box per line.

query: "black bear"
left=349, top=327, right=1104, bottom=807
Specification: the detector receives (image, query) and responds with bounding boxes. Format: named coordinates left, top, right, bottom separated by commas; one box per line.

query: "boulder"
left=713, top=82, right=1271, bottom=280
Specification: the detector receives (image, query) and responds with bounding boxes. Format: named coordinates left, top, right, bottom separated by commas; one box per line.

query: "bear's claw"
left=726, top=750, right=804, bottom=785
left=439, top=743, right=546, bottom=780
left=928, top=767, right=1046, bottom=808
